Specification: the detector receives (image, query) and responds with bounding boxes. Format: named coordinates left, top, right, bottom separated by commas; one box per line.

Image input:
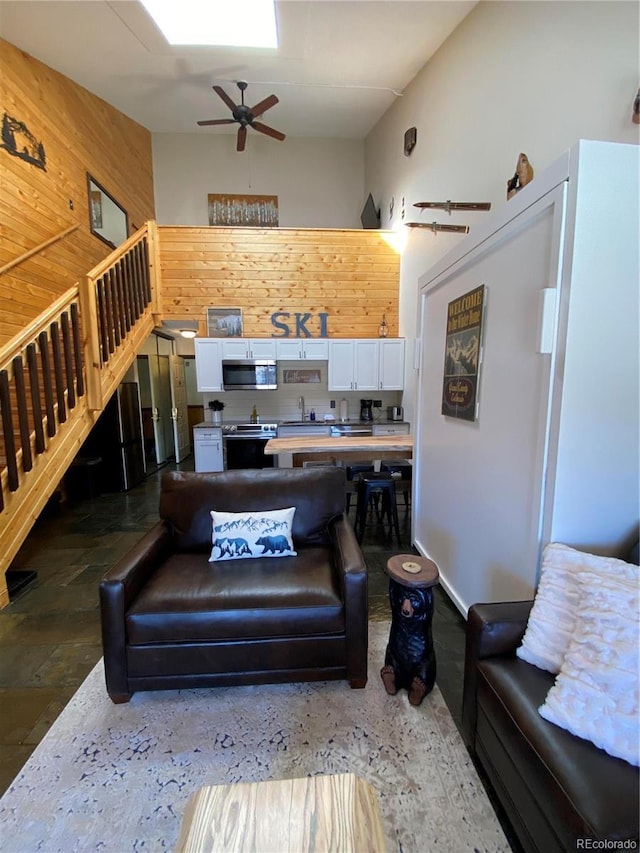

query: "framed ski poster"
left=441, top=284, right=485, bottom=421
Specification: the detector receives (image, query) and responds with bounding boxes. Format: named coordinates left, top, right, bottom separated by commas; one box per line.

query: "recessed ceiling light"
left=140, top=0, right=278, bottom=48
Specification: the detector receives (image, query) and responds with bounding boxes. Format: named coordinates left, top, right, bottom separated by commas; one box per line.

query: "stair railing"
left=0, top=221, right=160, bottom=607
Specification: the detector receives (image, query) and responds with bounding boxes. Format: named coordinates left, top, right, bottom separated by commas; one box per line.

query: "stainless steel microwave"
left=222, top=359, right=277, bottom=391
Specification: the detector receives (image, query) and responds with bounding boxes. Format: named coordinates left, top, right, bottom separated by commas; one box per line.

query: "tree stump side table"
left=381, top=554, right=439, bottom=706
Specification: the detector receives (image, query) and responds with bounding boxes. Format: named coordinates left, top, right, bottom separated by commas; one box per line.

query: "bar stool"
left=354, top=472, right=401, bottom=547
left=381, top=459, right=412, bottom=512
left=345, top=463, right=375, bottom=514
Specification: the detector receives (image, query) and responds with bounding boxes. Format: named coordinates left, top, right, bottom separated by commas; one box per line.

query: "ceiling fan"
left=197, top=81, right=286, bottom=151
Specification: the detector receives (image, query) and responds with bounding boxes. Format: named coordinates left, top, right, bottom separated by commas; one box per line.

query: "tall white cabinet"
left=413, top=140, right=639, bottom=614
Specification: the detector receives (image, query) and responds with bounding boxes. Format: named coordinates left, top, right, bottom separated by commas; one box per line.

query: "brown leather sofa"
left=99, top=467, right=368, bottom=703
left=462, top=600, right=639, bottom=853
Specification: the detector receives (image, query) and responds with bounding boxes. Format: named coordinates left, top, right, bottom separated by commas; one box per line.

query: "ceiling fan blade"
left=249, top=94, right=279, bottom=117
left=252, top=121, right=286, bottom=141
left=197, top=118, right=236, bottom=126
left=237, top=126, right=247, bottom=152
left=213, top=85, right=238, bottom=112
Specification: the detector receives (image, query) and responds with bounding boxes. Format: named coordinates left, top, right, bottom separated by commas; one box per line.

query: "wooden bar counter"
left=264, top=434, right=413, bottom=467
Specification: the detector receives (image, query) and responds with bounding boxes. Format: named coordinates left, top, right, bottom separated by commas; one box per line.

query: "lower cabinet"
left=372, top=422, right=410, bottom=436
left=193, top=427, right=223, bottom=472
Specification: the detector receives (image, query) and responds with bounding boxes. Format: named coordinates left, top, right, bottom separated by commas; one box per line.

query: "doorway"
left=137, top=352, right=174, bottom=472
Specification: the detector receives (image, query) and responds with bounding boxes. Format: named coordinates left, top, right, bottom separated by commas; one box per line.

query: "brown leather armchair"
left=99, top=467, right=368, bottom=703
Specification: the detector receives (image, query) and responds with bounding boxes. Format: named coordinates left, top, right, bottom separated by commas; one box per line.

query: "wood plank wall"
left=0, top=38, right=155, bottom=347
left=158, top=227, right=401, bottom=339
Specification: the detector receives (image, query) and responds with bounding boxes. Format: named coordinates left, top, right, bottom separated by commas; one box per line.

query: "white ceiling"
left=0, top=0, right=476, bottom=140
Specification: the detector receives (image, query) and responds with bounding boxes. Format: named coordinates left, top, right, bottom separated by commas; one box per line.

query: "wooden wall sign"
left=271, top=312, right=329, bottom=337
left=208, top=194, right=278, bottom=226
left=1, top=112, right=46, bottom=170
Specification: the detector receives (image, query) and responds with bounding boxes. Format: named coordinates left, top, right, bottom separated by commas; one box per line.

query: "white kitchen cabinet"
left=327, top=340, right=355, bottom=390
left=221, top=339, right=276, bottom=359
left=354, top=340, right=379, bottom=390
left=194, top=339, right=223, bottom=392
left=329, top=340, right=378, bottom=391
left=193, top=427, right=223, bottom=472
left=328, top=339, right=404, bottom=391
left=275, top=339, right=329, bottom=360
left=378, top=339, right=405, bottom=390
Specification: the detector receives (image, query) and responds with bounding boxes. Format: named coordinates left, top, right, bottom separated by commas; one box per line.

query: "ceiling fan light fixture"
left=140, top=0, right=278, bottom=48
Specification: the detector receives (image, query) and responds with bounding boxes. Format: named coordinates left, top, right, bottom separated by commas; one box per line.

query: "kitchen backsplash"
left=197, top=361, right=403, bottom=423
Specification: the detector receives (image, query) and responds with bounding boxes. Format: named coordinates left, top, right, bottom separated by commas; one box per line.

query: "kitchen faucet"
left=298, top=396, right=306, bottom=421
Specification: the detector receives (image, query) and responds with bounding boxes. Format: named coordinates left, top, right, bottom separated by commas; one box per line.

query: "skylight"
left=139, top=0, right=278, bottom=48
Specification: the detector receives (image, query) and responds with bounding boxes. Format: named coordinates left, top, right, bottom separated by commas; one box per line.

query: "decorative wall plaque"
left=208, top=194, right=278, bottom=226
left=1, top=113, right=46, bottom=170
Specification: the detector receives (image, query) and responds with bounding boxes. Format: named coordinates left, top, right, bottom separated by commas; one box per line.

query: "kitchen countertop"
left=194, top=420, right=409, bottom=429
left=264, top=434, right=413, bottom=467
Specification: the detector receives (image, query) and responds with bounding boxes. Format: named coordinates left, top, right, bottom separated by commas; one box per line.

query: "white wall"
left=152, top=134, right=364, bottom=227
left=364, top=0, right=640, bottom=423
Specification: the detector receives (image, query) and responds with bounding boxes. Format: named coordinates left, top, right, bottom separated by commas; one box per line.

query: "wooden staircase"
left=0, top=222, right=161, bottom=607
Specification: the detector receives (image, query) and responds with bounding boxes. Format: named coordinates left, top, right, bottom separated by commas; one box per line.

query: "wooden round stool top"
left=385, top=554, right=439, bottom=589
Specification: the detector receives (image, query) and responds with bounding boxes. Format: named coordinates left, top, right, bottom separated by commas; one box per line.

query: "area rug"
left=0, top=623, right=509, bottom=852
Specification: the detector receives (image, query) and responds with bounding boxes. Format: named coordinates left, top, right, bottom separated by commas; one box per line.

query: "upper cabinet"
left=195, top=336, right=405, bottom=393
left=220, top=339, right=276, bottom=360
left=328, top=339, right=404, bottom=391
left=194, top=339, right=223, bottom=391
left=275, top=339, right=329, bottom=361
left=378, top=339, right=405, bottom=390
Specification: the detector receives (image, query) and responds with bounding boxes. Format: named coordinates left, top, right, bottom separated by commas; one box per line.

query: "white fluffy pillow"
left=516, top=543, right=633, bottom=674
left=209, top=507, right=297, bottom=562
left=538, top=563, right=639, bottom=766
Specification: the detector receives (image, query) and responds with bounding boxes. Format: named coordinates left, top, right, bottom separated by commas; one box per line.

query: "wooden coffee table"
left=175, top=772, right=386, bottom=852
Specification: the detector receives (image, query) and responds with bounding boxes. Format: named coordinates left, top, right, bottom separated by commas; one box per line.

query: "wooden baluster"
left=133, top=242, right=145, bottom=312
left=116, top=260, right=130, bottom=334
left=50, top=321, right=66, bottom=424
left=0, top=369, right=19, bottom=491
left=141, top=236, right=152, bottom=305
left=107, top=267, right=122, bottom=348
left=61, top=311, right=76, bottom=410
left=102, top=271, right=115, bottom=355
left=96, top=275, right=109, bottom=364
left=70, top=303, right=85, bottom=397
left=12, top=356, right=32, bottom=472
left=27, top=342, right=46, bottom=453
left=38, top=332, right=56, bottom=438
left=125, top=250, right=137, bottom=321
left=120, top=257, right=133, bottom=331
left=133, top=247, right=143, bottom=318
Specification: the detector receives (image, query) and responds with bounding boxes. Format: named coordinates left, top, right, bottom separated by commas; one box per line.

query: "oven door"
left=224, top=438, right=275, bottom=470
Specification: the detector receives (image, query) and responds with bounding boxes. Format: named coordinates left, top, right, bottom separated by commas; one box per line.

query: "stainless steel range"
left=221, top=423, right=278, bottom=469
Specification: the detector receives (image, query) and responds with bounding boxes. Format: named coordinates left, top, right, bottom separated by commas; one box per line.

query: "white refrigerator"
left=413, top=140, right=639, bottom=615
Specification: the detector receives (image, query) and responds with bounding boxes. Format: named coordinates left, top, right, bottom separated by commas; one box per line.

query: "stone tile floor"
left=0, top=458, right=518, bottom=849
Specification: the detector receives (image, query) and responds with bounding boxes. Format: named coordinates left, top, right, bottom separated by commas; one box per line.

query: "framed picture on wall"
left=206, top=307, right=243, bottom=337
left=208, top=194, right=278, bottom=227
left=441, top=284, right=486, bottom=421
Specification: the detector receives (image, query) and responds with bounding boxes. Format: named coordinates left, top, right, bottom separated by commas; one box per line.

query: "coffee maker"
left=360, top=399, right=373, bottom=422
